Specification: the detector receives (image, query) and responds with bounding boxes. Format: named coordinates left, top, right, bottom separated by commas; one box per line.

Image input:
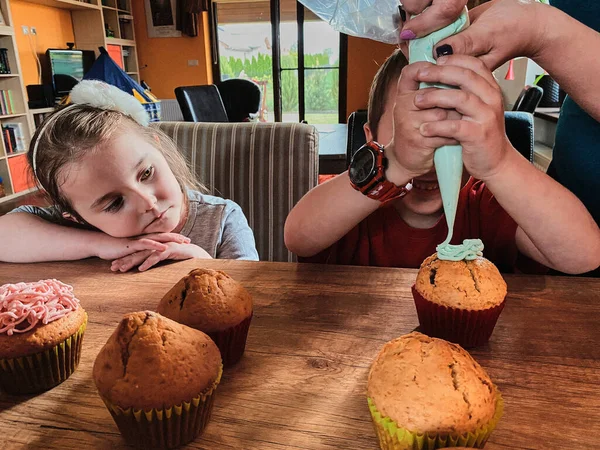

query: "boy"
left=284, top=50, right=600, bottom=274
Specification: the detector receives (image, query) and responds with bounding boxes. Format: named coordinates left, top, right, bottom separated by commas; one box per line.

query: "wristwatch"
left=348, top=141, right=412, bottom=202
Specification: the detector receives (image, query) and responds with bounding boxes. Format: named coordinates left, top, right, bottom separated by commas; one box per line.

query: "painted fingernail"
left=436, top=44, right=453, bottom=58
left=415, top=94, right=425, bottom=104
left=400, top=29, right=417, bottom=40
left=437, top=56, right=448, bottom=64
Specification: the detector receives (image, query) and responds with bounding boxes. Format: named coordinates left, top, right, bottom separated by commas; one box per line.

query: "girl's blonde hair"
left=28, top=104, right=204, bottom=221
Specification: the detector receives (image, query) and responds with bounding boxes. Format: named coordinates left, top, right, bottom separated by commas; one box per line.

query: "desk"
left=315, top=123, right=347, bottom=175
left=1, top=259, right=599, bottom=449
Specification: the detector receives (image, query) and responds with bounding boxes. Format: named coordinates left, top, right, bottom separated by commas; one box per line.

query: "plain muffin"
left=415, top=254, right=507, bottom=310
left=93, top=310, right=221, bottom=410
left=368, top=332, right=501, bottom=438
left=157, top=268, right=253, bottom=366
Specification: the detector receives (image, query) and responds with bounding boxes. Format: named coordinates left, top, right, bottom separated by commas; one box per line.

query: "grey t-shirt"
left=11, top=190, right=259, bottom=261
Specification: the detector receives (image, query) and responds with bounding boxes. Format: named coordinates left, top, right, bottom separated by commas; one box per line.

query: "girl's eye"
left=141, top=166, right=154, bottom=181
left=104, top=196, right=124, bottom=213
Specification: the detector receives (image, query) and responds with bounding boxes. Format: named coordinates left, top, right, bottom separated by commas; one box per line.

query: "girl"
left=0, top=80, right=258, bottom=271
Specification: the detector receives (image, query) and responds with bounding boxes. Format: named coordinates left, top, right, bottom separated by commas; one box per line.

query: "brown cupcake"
left=93, top=311, right=222, bottom=449
left=0, top=279, right=87, bottom=395
left=367, top=332, right=503, bottom=449
left=157, top=268, right=253, bottom=366
left=413, top=254, right=507, bottom=348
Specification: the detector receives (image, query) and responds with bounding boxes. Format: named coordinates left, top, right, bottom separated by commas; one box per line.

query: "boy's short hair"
left=367, top=49, right=409, bottom=141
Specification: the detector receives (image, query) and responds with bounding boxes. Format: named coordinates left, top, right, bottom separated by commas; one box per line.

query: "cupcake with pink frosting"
left=0, top=279, right=87, bottom=394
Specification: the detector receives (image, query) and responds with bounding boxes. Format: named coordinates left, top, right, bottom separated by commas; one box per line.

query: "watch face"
left=349, top=147, right=376, bottom=186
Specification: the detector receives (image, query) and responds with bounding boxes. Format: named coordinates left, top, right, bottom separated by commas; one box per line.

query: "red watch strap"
left=365, top=179, right=410, bottom=202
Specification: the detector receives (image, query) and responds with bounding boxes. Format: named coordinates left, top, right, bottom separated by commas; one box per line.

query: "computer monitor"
left=46, top=49, right=85, bottom=98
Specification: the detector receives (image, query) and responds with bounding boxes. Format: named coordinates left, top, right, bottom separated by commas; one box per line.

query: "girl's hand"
left=386, top=62, right=460, bottom=183
left=94, top=232, right=191, bottom=260
left=414, top=54, right=512, bottom=181
left=434, top=0, right=548, bottom=70
left=400, top=0, right=468, bottom=39
left=111, top=242, right=212, bottom=272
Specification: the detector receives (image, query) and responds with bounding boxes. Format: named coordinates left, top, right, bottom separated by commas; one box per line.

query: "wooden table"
left=1, top=259, right=599, bottom=449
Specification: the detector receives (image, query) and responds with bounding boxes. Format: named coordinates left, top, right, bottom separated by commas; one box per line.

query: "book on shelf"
left=0, top=90, right=15, bottom=115
left=0, top=49, right=10, bottom=74
left=3, top=122, right=25, bottom=152
left=2, top=126, right=15, bottom=154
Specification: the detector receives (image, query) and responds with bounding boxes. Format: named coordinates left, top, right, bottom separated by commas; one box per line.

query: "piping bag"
left=408, top=7, right=483, bottom=261
left=296, top=0, right=484, bottom=259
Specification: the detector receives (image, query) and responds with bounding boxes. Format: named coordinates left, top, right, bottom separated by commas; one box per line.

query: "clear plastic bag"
left=297, top=0, right=401, bottom=44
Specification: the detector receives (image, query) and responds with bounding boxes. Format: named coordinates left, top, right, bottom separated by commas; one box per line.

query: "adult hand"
left=400, top=0, right=468, bottom=39
left=415, top=55, right=512, bottom=181
left=385, top=62, right=460, bottom=184
left=434, top=0, right=549, bottom=70
left=111, top=242, right=211, bottom=272
left=93, top=232, right=190, bottom=261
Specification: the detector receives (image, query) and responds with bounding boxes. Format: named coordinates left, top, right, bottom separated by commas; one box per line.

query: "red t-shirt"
left=300, top=178, right=539, bottom=273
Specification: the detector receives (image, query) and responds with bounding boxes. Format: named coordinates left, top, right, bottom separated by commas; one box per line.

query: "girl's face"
left=60, top=129, right=185, bottom=238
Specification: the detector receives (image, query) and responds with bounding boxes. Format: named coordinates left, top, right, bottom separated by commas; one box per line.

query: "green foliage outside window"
left=220, top=51, right=339, bottom=115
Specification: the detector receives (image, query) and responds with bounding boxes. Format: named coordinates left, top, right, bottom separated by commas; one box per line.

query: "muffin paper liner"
left=412, top=286, right=505, bottom=348
left=0, top=316, right=88, bottom=395
left=101, top=365, right=222, bottom=449
left=368, top=392, right=503, bottom=450
left=207, top=313, right=252, bottom=367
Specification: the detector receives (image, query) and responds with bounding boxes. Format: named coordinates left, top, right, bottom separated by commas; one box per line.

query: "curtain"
left=176, top=0, right=209, bottom=37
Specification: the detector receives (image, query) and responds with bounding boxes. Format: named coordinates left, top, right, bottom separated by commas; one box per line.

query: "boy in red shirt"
left=284, top=50, right=600, bottom=274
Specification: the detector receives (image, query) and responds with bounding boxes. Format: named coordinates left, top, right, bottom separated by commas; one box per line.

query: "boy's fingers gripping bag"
left=80, top=47, right=161, bottom=122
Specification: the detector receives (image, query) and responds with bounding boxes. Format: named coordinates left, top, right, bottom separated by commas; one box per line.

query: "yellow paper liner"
left=367, top=391, right=503, bottom=450
left=0, top=315, right=88, bottom=395
left=101, top=365, right=223, bottom=449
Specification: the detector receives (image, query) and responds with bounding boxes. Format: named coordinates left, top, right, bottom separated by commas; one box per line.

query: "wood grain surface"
left=0, top=259, right=599, bottom=449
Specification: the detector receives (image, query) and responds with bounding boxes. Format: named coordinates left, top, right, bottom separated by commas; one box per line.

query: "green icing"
left=408, top=8, right=474, bottom=260
left=436, top=238, right=484, bottom=261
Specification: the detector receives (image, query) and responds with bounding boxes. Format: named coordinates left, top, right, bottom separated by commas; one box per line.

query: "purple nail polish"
left=400, top=29, right=417, bottom=40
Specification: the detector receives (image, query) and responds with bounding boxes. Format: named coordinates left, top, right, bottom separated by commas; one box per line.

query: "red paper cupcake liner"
left=412, top=285, right=505, bottom=348
left=207, top=313, right=252, bottom=367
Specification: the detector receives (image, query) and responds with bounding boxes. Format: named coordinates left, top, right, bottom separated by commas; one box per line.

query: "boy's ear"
left=363, top=122, right=374, bottom=142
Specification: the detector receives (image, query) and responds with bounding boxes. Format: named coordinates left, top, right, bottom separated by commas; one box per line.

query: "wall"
left=132, top=1, right=212, bottom=99
left=12, top=0, right=75, bottom=88
left=346, top=36, right=396, bottom=118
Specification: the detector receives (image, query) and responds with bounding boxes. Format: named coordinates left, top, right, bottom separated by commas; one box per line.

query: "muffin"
left=93, top=311, right=222, bottom=449
left=413, top=253, right=507, bottom=348
left=157, top=268, right=253, bottom=366
left=367, top=332, right=503, bottom=450
left=0, top=279, right=87, bottom=395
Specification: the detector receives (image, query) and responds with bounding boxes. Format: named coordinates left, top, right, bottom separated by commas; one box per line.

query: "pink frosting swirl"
left=0, top=279, right=80, bottom=336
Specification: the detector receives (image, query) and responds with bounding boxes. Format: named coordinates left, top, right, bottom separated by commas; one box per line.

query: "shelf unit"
left=0, top=0, right=35, bottom=201
left=102, top=0, right=139, bottom=83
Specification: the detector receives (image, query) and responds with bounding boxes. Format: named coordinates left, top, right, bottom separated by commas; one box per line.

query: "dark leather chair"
left=346, top=110, right=535, bottom=165
left=217, top=78, right=261, bottom=122
left=512, top=85, right=544, bottom=113
left=174, top=85, right=229, bottom=122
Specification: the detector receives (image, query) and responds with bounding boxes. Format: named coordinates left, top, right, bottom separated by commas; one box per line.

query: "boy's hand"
left=110, top=242, right=212, bottom=272
left=386, top=62, right=460, bottom=183
left=413, top=54, right=512, bottom=181
left=93, top=232, right=191, bottom=260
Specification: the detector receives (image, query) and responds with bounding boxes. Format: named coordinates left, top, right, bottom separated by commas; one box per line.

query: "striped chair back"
left=153, top=121, right=319, bottom=262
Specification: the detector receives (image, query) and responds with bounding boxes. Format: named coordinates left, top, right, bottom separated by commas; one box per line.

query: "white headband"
left=32, top=80, right=150, bottom=181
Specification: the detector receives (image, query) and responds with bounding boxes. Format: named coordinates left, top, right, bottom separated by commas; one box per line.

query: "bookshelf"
left=0, top=0, right=35, bottom=202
